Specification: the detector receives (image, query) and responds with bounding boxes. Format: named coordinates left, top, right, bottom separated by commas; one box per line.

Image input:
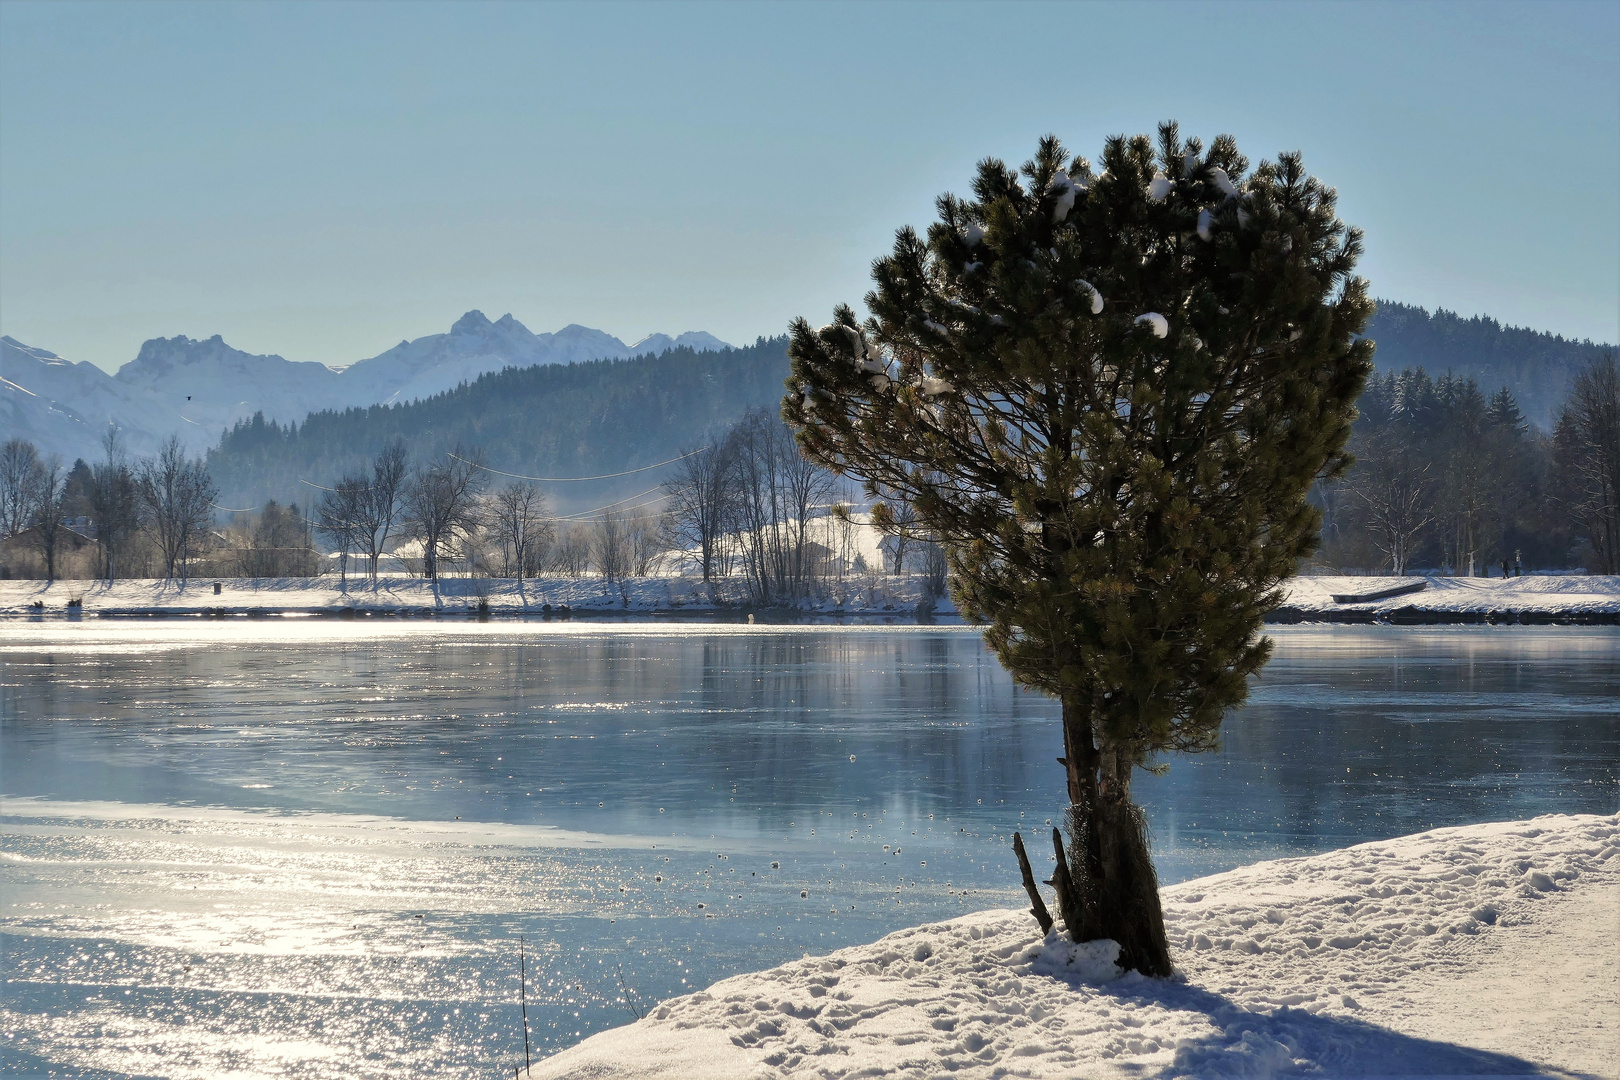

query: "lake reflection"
left=2, top=622, right=1615, bottom=1079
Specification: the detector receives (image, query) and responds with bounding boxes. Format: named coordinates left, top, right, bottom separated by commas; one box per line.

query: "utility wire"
left=548, top=484, right=669, bottom=522
left=448, top=447, right=709, bottom=482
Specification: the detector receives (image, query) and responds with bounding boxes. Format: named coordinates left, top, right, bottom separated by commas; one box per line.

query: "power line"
left=549, top=484, right=669, bottom=522
left=447, top=447, right=709, bottom=482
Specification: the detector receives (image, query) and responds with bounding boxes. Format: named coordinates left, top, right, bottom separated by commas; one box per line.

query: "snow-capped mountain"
left=114, top=334, right=342, bottom=448
left=1, top=336, right=186, bottom=464
left=336, top=312, right=731, bottom=405
left=1, top=314, right=732, bottom=465
left=627, top=330, right=730, bottom=356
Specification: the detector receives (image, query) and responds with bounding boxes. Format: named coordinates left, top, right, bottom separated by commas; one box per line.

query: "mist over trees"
left=1368, top=301, right=1611, bottom=428
left=205, top=338, right=795, bottom=517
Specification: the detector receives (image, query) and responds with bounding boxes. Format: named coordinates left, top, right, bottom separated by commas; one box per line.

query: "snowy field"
left=525, top=814, right=1618, bottom=1080
left=0, top=574, right=950, bottom=617
left=3, top=574, right=1619, bottom=621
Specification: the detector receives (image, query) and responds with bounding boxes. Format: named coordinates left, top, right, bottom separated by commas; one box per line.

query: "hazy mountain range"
left=3, top=300, right=1611, bottom=495
left=0, top=312, right=729, bottom=464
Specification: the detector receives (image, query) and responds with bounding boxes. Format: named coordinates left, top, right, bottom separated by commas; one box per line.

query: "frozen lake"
left=2, top=621, right=1616, bottom=1079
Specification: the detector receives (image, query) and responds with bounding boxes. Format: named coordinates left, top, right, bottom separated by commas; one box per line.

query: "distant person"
left=1514, top=550, right=1523, bottom=577
left=1501, top=559, right=1510, bottom=579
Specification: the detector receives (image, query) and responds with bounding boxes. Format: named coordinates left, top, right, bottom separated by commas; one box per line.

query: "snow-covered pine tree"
left=784, top=124, right=1372, bottom=975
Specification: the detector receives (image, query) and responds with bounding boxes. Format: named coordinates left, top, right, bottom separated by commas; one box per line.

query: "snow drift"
left=526, top=814, right=1618, bottom=1079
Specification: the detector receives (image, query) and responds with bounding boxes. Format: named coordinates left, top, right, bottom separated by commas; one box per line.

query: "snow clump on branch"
left=1135, top=313, right=1170, bottom=338
left=1197, top=209, right=1215, bottom=242
left=1075, top=280, right=1105, bottom=315
left=1048, top=169, right=1078, bottom=222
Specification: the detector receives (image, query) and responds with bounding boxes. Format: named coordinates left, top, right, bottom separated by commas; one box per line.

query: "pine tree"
left=785, top=125, right=1372, bottom=975
left=1485, top=386, right=1526, bottom=434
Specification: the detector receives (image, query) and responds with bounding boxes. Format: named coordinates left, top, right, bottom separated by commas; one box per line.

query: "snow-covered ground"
left=0, top=573, right=952, bottom=618
left=1283, top=574, right=1620, bottom=620
left=5, top=574, right=1619, bottom=622
left=526, top=814, right=1618, bottom=1080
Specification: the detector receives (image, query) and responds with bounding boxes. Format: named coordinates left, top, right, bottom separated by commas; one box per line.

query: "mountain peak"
left=451, top=310, right=493, bottom=335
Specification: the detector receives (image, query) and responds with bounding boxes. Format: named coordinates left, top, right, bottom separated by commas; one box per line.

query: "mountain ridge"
left=1, top=314, right=733, bottom=464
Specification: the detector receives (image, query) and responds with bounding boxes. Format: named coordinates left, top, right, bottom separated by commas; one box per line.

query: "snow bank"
left=525, top=814, right=1619, bottom=1079
left=1280, top=575, right=1620, bottom=622
left=5, top=574, right=1618, bottom=622
left=0, top=573, right=954, bottom=619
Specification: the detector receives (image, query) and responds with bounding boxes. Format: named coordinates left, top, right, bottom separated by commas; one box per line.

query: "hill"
left=205, top=336, right=793, bottom=516
left=1367, top=300, right=1610, bottom=427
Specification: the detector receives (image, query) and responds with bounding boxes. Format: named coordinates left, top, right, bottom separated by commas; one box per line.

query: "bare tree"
left=920, top=536, right=948, bottom=598
left=88, top=428, right=140, bottom=584
left=592, top=509, right=631, bottom=581
left=662, top=440, right=736, bottom=581
left=1349, top=430, right=1434, bottom=574
left=491, top=482, right=554, bottom=581
left=229, top=501, right=318, bottom=578
left=875, top=498, right=922, bottom=573
left=404, top=447, right=488, bottom=590
left=627, top=507, right=666, bottom=576
left=780, top=427, right=837, bottom=586
left=351, top=440, right=408, bottom=583
left=1555, top=352, right=1620, bottom=573
left=550, top=522, right=592, bottom=577
left=828, top=500, right=859, bottom=581
left=136, top=434, right=219, bottom=580
left=316, top=475, right=369, bottom=590
left=22, top=458, right=67, bottom=583
left=1, top=439, right=44, bottom=538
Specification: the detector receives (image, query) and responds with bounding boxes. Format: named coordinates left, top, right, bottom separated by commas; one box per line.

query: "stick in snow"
left=1012, top=831, right=1054, bottom=934
left=520, top=934, right=531, bottom=1074
left=1051, top=827, right=1083, bottom=940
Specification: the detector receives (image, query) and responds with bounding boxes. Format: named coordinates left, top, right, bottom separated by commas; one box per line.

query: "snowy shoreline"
left=2, top=574, right=1618, bottom=624
left=525, top=814, right=1619, bottom=1079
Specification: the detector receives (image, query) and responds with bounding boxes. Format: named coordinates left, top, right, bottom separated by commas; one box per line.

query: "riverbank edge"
left=3, top=575, right=1618, bottom=624
left=4, top=606, right=1619, bottom=624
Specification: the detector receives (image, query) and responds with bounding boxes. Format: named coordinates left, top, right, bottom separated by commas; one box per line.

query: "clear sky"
left=2, top=0, right=1615, bottom=373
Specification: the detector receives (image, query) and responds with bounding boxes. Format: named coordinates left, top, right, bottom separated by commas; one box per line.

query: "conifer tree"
left=785, top=124, right=1372, bottom=975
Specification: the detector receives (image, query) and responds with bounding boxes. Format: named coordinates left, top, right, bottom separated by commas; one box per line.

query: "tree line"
left=1, top=431, right=217, bottom=583
left=204, top=336, right=796, bottom=517
left=5, top=354, right=1616, bottom=585
left=1316, top=352, right=1620, bottom=574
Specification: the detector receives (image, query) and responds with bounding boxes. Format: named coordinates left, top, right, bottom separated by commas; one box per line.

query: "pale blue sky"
left=2, top=0, right=1615, bottom=372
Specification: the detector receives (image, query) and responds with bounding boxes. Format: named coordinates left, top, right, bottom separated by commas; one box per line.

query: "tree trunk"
left=1054, top=694, right=1173, bottom=977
